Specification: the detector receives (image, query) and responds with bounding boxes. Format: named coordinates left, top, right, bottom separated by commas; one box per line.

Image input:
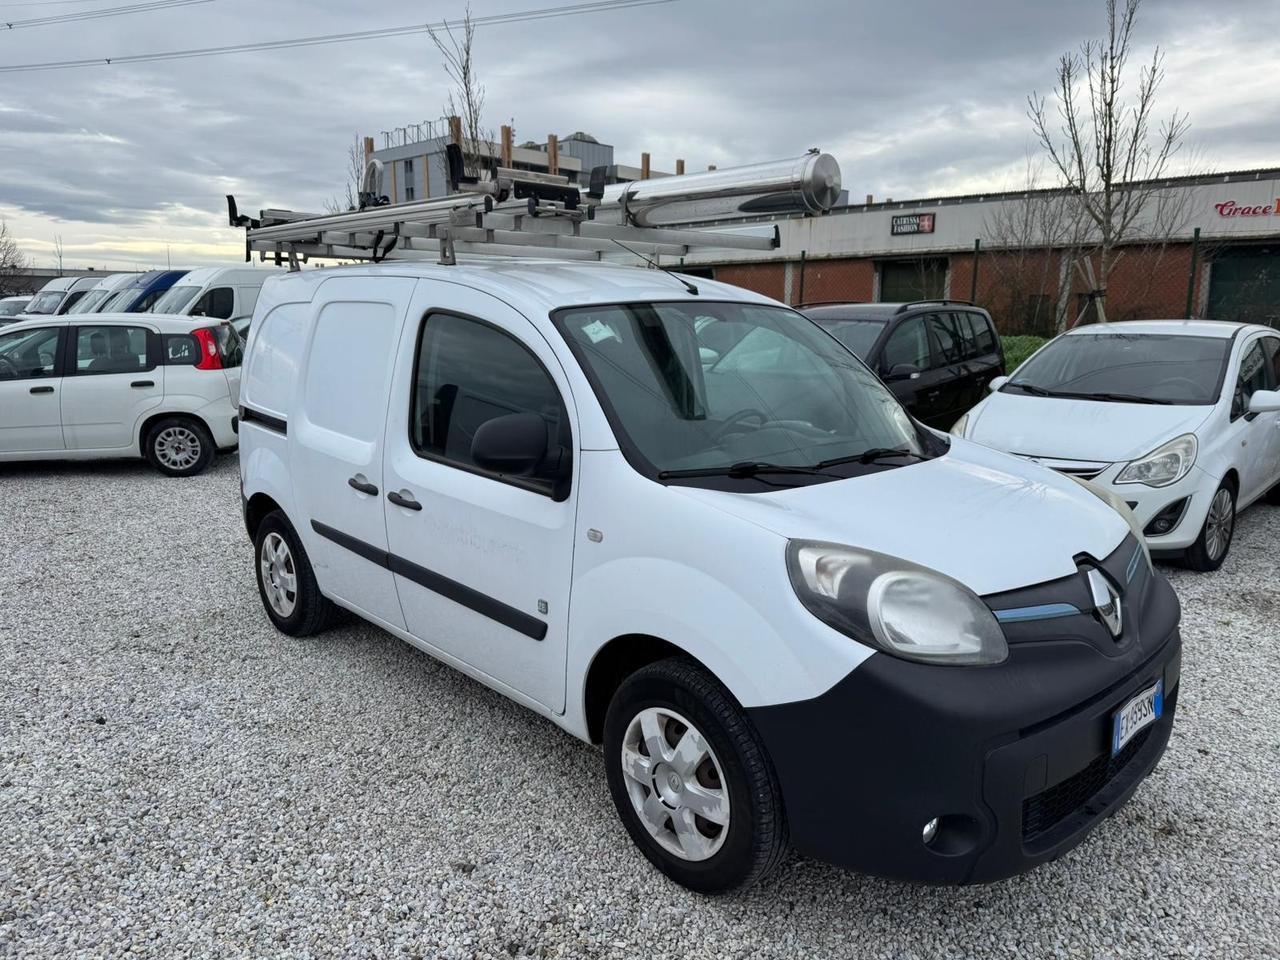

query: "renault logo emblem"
left=1086, top=568, right=1123, bottom=639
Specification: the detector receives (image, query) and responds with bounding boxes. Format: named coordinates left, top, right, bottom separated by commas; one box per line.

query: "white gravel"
left=1, top=454, right=1277, bottom=959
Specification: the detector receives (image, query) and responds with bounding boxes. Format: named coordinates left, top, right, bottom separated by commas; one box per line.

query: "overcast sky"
left=1, top=0, right=1275, bottom=271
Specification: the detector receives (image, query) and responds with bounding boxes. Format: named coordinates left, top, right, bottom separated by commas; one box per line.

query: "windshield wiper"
left=1006, top=381, right=1058, bottom=397
left=1070, top=391, right=1174, bottom=405
left=815, top=446, right=926, bottom=469
left=658, top=460, right=828, bottom=480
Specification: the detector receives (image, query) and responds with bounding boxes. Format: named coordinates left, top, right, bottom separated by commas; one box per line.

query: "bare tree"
left=1028, top=0, right=1189, bottom=323
left=0, top=218, right=29, bottom=296
left=53, top=233, right=65, bottom=274
left=324, top=133, right=366, bottom=214
left=428, top=5, right=497, bottom=179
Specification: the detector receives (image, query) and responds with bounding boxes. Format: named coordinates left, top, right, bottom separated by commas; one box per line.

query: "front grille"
left=1022, top=727, right=1152, bottom=843
left=1054, top=467, right=1104, bottom=481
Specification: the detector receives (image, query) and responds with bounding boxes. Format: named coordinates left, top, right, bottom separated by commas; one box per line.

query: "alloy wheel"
left=1205, top=487, right=1234, bottom=562
left=620, top=707, right=730, bottom=862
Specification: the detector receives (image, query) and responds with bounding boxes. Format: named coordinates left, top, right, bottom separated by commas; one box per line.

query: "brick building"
left=678, top=168, right=1280, bottom=334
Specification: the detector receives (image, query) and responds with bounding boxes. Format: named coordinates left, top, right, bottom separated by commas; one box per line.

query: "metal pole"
left=1184, top=227, right=1201, bottom=318
left=797, top=249, right=807, bottom=305
left=970, top=237, right=980, bottom=303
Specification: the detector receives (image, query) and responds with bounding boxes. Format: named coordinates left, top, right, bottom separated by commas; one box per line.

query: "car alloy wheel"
left=619, top=706, right=730, bottom=862
left=153, top=425, right=202, bottom=472
left=259, top=531, right=298, bottom=618
left=1204, top=487, right=1235, bottom=562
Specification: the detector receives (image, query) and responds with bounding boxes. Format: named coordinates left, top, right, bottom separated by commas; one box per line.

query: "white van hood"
left=968, top=392, right=1213, bottom=462
left=674, top=440, right=1129, bottom=597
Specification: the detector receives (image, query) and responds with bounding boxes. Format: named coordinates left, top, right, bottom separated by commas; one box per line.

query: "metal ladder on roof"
left=227, top=146, right=841, bottom=269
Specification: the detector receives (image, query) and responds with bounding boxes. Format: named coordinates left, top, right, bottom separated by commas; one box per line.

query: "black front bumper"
left=748, top=568, right=1182, bottom=885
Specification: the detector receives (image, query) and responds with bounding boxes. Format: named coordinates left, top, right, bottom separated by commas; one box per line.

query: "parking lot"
left=1, top=453, right=1276, bottom=959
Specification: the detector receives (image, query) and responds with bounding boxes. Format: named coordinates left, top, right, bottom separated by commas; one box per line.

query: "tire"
left=1184, top=479, right=1236, bottom=572
left=144, top=416, right=215, bottom=477
left=603, top=657, right=787, bottom=894
left=1266, top=479, right=1280, bottom=505
left=253, top=511, right=335, bottom=636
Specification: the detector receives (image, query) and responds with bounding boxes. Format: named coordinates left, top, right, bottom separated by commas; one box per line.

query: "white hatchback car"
left=0, top=313, right=242, bottom=476
left=954, top=320, right=1280, bottom=570
left=239, top=261, right=1184, bottom=892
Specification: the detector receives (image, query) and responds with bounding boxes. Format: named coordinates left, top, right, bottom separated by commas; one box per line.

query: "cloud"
left=0, top=0, right=1275, bottom=269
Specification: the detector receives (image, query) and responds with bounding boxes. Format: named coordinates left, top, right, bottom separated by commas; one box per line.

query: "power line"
left=0, top=0, right=679, bottom=70
left=0, top=1, right=123, bottom=9
left=3, top=0, right=212, bottom=28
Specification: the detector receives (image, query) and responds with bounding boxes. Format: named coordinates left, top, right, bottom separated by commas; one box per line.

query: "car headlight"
left=950, top=412, right=969, bottom=437
left=1115, top=434, right=1197, bottom=488
left=1069, top=476, right=1152, bottom=570
left=786, top=541, right=1008, bottom=665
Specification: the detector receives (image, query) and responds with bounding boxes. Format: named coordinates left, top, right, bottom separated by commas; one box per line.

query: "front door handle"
left=131, top=379, right=155, bottom=388
left=387, top=489, right=422, bottom=511
left=29, top=385, right=54, bottom=395
left=347, top=475, right=379, bottom=496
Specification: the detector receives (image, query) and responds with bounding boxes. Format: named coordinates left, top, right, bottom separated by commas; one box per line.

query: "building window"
left=405, top=185, right=415, bottom=201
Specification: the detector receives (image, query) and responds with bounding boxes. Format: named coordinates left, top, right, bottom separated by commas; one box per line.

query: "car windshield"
left=810, top=317, right=887, bottom=360
left=23, top=292, right=64, bottom=315
left=0, top=300, right=28, bottom=317
left=556, top=301, right=928, bottom=477
left=67, top=289, right=112, bottom=314
left=1006, top=332, right=1230, bottom=405
left=151, top=285, right=201, bottom=314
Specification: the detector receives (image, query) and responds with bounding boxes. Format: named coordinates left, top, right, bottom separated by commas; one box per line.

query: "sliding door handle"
left=347, top=475, right=379, bottom=496
left=387, top=490, right=422, bottom=511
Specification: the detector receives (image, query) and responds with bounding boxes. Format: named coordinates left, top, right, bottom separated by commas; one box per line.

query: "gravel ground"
left=1, top=454, right=1277, bottom=960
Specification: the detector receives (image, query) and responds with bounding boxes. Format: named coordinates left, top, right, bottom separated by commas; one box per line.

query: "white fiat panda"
left=238, top=261, right=1182, bottom=893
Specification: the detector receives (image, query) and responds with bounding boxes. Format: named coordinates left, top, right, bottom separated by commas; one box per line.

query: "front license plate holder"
left=1111, top=679, right=1163, bottom=756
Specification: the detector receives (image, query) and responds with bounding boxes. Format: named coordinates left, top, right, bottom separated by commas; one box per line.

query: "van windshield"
left=555, top=301, right=930, bottom=479
left=151, top=285, right=201, bottom=314
left=68, top=289, right=111, bottom=314
left=23, top=292, right=64, bottom=315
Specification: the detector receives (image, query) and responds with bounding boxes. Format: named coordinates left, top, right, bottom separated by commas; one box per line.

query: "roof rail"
left=894, top=299, right=976, bottom=314
left=796, top=300, right=867, bottom=309
left=230, top=146, right=840, bottom=269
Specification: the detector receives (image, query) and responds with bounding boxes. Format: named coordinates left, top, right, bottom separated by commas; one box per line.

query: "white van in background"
left=20, top=276, right=102, bottom=317
left=66, top=273, right=138, bottom=315
left=150, top=267, right=272, bottom=322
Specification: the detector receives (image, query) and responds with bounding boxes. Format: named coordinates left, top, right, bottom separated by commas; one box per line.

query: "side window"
left=164, top=333, right=199, bottom=365
left=192, top=287, right=235, bottom=320
left=411, top=313, right=568, bottom=494
left=133, top=290, right=163, bottom=312
left=1233, top=340, right=1270, bottom=419
left=1263, top=337, right=1280, bottom=389
left=880, top=316, right=931, bottom=372
left=305, top=301, right=398, bottom=441
left=925, top=313, right=965, bottom=366
left=73, top=325, right=153, bottom=375
left=0, top=327, right=61, bottom=380
left=964, top=312, right=997, bottom=355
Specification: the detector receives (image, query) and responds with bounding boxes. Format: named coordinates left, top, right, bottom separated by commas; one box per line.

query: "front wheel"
left=1184, top=480, right=1236, bottom=572
left=603, top=658, right=787, bottom=894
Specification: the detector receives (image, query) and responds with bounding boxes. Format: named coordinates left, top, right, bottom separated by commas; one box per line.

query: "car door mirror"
left=471, top=411, right=551, bottom=476
left=885, top=362, right=921, bottom=381
left=988, top=375, right=1009, bottom=393
left=1248, top=389, right=1280, bottom=415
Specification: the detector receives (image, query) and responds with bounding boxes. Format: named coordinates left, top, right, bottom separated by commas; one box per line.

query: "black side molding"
left=240, top=405, right=287, bottom=436
left=309, top=520, right=547, bottom=642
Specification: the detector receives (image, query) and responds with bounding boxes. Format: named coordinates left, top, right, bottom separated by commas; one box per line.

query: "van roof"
left=261, top=260, right=777, bottom=317
left=173, top=266, right=274, bottom=287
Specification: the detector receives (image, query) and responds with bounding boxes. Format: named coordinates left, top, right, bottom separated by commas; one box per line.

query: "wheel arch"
left=582, top=633, right=714, bottom=745
left=137, top=409, right=214, bottom=457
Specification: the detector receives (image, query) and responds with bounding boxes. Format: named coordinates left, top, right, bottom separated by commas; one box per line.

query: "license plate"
left=1112, top=680, right=1163, bottom=756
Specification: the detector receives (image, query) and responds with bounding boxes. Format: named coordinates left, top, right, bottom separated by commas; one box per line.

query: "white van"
left=20, top=276, right=101, bottom=317
left=149, top=267, right=270, bottom=322
left=238, top=261, right=1182, bottom=893
left=65, top=273, right=138, bottom=315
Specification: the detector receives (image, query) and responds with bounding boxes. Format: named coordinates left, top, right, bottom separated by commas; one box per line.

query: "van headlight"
left=1115, top=434, right=1197, bottom=488
left=786, top=541, right=1008, bottom=665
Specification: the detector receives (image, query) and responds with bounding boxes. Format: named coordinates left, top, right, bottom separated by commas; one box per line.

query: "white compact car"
left=238, top=261, right=1183, bottom=893
left=955, top=320, right=1280, bottom=571
left=0, top=313, right=241, bottom=476
left=0, top=296, right=31, bottom=322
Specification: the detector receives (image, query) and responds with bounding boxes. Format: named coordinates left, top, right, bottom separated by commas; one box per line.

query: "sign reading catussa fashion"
left=1214, top=199, right=1278, bottom=217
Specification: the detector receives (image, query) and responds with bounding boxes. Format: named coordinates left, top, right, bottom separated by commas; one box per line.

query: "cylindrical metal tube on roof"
left=597, top=152, right=841, bottom=227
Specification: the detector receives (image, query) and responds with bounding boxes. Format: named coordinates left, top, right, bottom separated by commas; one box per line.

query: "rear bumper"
left=748, top=588, right=1181, bottom=885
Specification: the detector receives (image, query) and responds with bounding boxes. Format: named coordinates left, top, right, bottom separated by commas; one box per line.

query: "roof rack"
left=893, top=299, right=976, bottom=313
left=228, top=146, right=840, bottom=269
left=795, top=300, right=868, bottom=309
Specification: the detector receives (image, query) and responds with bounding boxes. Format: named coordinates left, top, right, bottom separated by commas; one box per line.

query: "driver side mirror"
left=1248, top=389, right=1280, bottom=415
left=884, top=362, right=921, bottom=382
left=988, top=375, right=1009, bottom=393
left=471, top=412, right=552, bottom=476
